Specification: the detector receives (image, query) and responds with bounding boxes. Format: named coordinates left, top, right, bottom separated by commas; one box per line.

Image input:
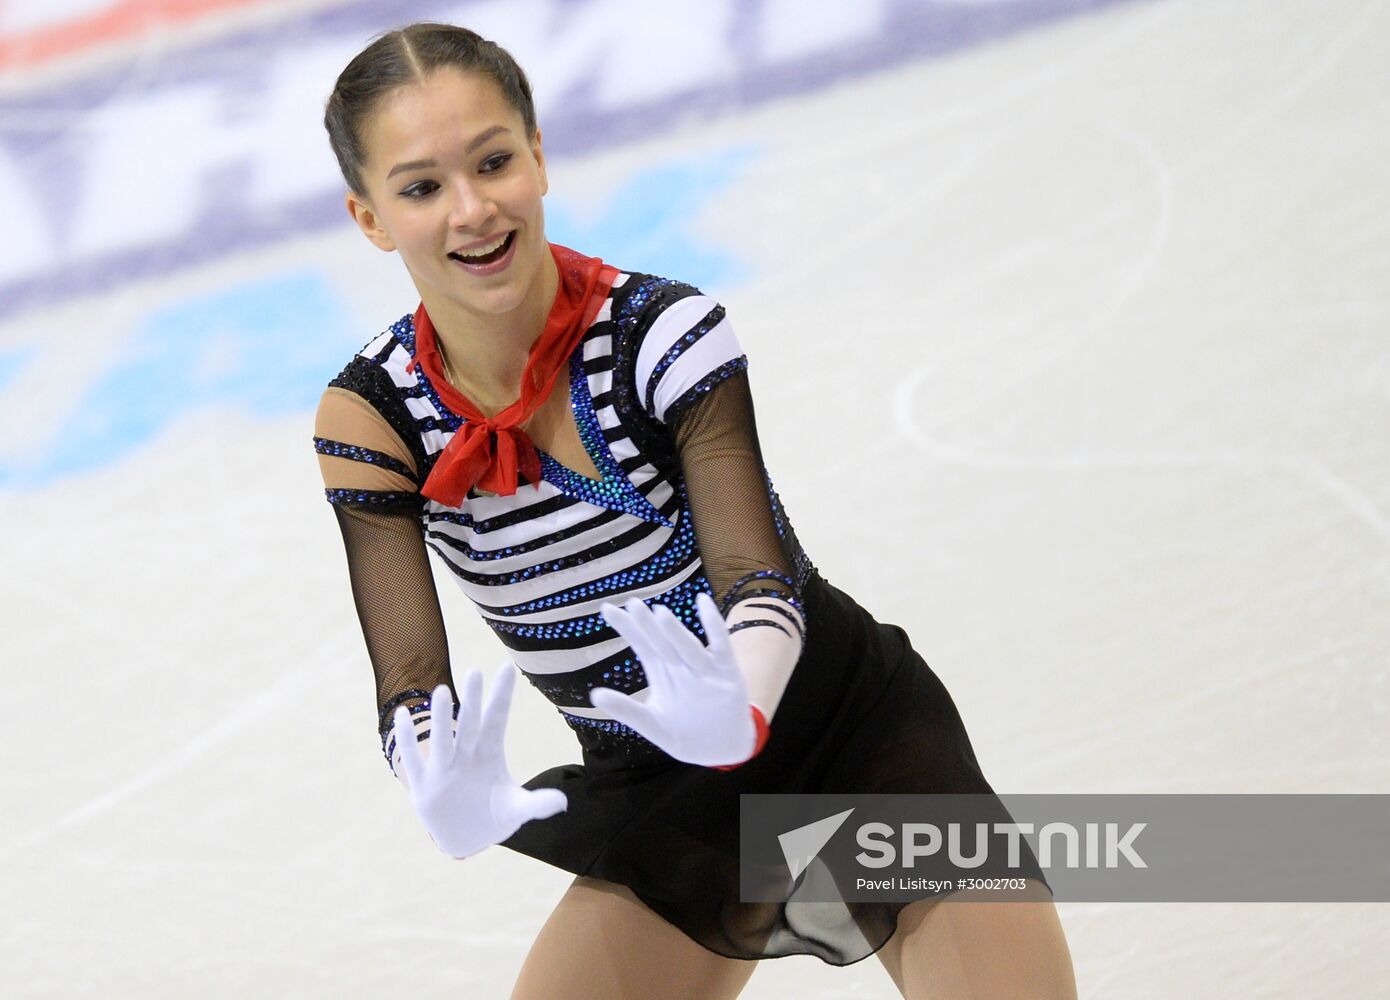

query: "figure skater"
left=313, top=22, right=1076, bottom=999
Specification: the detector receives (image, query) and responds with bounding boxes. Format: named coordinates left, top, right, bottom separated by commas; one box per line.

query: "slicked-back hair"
left=324, top=22, right=536, bottom=195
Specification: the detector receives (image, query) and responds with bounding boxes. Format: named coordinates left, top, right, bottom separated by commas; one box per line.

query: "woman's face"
left=348, top=68, right=549, bottom=323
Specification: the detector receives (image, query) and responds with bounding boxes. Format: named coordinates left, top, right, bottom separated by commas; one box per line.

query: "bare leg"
left=510, top=876, right=760, bottom=1000
left=875, top=879, right=1077, bottom=1000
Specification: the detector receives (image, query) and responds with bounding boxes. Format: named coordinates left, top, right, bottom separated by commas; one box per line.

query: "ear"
left=532, top=129, right=548, bottom=197
left=345, top=189, right=396, bottom=252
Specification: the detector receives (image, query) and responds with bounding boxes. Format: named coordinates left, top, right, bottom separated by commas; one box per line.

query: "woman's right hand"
left=391, top=665, right=567, bottom=860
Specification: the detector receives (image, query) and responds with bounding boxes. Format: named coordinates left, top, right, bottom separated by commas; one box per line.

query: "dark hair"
left=323, top=22, right=537, bottom=195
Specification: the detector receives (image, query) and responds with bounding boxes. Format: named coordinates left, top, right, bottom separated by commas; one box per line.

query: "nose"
left=446, top=177, right=497, bottom=231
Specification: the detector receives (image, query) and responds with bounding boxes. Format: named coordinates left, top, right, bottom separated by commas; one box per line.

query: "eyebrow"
left=386, top=125, right=513, bottom=179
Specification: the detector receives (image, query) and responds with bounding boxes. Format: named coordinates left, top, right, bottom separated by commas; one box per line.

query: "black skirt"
left=502, top=571, right=1049, bottom=965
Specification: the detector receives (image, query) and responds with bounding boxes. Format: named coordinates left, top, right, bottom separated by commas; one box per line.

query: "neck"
left=417, top=247, right=560, bottom=402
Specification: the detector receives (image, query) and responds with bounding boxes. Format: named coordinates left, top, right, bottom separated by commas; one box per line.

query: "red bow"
left=406, top=243, right=619, bottom=506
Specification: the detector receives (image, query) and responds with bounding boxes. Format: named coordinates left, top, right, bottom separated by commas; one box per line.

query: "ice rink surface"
left=2, top=0, right=1388, bottom=995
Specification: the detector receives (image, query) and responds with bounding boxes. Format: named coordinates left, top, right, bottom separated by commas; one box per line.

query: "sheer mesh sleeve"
left=669, top=367, right=808, bottom=723
left=670, top=368, right=800, bottom=612
left=314, top=387, right=455, bottom=774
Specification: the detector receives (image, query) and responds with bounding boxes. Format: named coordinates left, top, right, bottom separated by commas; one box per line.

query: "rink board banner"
left=739, top=794, right=1390, bottom=903
left=0, top=0, right=1145, bottom=320
left=0, top=0, right=279, bottom=73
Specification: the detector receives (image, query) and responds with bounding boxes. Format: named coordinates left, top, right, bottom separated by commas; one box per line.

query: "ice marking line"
left=901, top=121, right=1174, bottom=434
left=891, top=419, right=1390, bottom=548
left=1174, top=0, right=1390, bottom=183
left=783, top=0, right=1179, bottom=156
left=736, top=0, right=1176, bottom=192
left=754, top=118, right=1031, bottom=298
left=889, top=2, right=1390, bottom=544
left=908, top=0, right=1178, bottom=135
left=1160, top=637, right=1363, bottom=719
left=747, top=4, right=1179, bottom=310
left=778, top=0, right=1378, bottom=345
left=929, top=117, right=1174, bottom=321
left=7, top=633, right=358, bottom=853
left=881, top=121, right=1173, bottom=433
left=1279, top=455, right=1390, bottom=545
left=747, top=0, right=1178, bottom=169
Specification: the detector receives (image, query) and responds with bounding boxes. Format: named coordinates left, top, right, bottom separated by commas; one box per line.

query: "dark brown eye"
left=480, top=153, right=513, bottom=174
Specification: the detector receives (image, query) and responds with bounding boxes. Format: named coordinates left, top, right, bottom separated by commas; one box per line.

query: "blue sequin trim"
left=663, top=356, right=750, bottom=426
left=378, top=687, right=437, bottom=734
left=400, top=310, right=674, bottom=517
left=378, top=693, right=461, bottom=773
left=324, top=487, right=421, bottom=509
left=522, top=653, right=648, bottom=706
left=485, top=574, right=712, bottom=642
left=613, top=276, right=684, bottom=330
left=391, top=313, right=416, bottom=354
left=331, top=282, right=829, bottom=768
left=314, top=436, right=419, bottom=483
left=534, top=342, right=672, bottom=526
left=559, top=710, right=652, bottom=745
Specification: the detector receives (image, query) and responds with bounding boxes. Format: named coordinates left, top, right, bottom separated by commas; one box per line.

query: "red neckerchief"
left=406, top=243, right=620, bottom=506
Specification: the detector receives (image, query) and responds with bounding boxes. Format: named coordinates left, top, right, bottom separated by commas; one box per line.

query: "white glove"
left=390, top=664, right=567, bottom=859
left=590, top=592, right=760, bottom=767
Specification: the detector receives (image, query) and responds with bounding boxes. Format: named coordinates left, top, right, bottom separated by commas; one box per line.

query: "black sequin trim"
left=328, top=354, right=433, bottom=481
left=742, top=599, right=807, bottom=640
left=324, top=487, right=421, bottom=512
left=721, top=572, right=802, bottom=613
left=729, top=618, right=798, bottom=641
left=608, top=274, right=694, bottom=475
left=644, top=303, right=728, bottom=419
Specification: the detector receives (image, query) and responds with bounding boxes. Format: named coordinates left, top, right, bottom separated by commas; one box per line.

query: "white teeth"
left=452, top=233, right=509, bottom=259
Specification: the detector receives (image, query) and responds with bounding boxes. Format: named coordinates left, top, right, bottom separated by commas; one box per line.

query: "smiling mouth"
left=448, top=231, right=515, bottom=266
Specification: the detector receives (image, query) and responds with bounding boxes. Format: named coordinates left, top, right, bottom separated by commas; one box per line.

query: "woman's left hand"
left=590, top=592, right=758, bottom=767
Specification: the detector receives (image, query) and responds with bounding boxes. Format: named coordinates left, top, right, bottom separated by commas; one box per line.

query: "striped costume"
left=314, top=271, right=813, bottom=771
left=312, top=265, right=1043, bottom=965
